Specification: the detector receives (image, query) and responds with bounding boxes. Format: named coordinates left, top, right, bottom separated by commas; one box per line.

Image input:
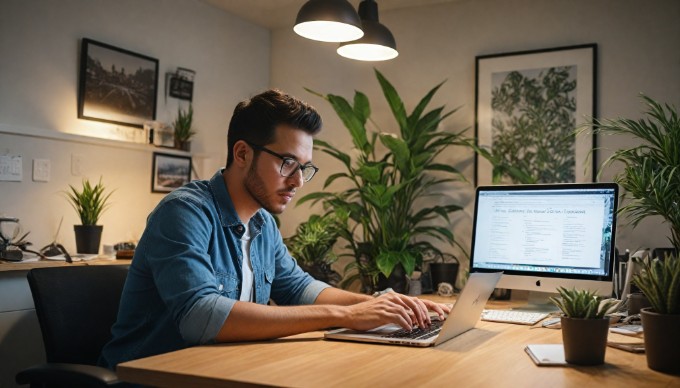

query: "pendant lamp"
left=294, top=0, right=364, bottom=43
left=337, top=0, right=398, bottom=61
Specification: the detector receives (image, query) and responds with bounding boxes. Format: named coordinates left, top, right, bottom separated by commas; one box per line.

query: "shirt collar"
left=209, top=169, right=267, bottom=233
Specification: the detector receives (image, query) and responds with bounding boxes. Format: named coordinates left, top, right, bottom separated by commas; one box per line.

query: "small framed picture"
left=78, top=38, right=159, bottom=128
left=151, top=152, right=192, bottom=193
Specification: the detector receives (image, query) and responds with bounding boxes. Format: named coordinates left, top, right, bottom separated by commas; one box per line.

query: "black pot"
left=641, top=308, right=680, bottom=374
left=429, top=262, right=459, bottom=291
left=74, top=225, right=103, bottom=254
left=375, top=264, right=408, bottom=294
left=560, top=316, right=609, bottom=365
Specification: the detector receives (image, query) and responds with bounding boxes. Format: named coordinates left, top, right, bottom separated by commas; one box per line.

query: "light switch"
left=33, top=158, right=50, bottom=182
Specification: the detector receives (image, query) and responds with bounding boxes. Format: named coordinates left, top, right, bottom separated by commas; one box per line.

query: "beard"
left=244, top=157, right=293, bottom=214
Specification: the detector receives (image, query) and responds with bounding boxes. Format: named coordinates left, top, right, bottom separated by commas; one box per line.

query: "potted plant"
left=550, top=287, right=619, bottom=365
left=284, top=212, right=347, bottom=287
left=65, top=177, right=114, bottom=254
left=585, top=95, right=679, bottom=373
left=173, top=104, right=195, bottom=152
left=299, top=69, right=469, bottom=294
left=632, top=255, right=680, bottom=374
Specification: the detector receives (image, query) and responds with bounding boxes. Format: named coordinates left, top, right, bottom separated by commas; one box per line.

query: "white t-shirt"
left=239, top=222, right=254, bottom=302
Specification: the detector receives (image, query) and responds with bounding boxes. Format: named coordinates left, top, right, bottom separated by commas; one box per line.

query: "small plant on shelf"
left=173, top=104, right=196, bottom=151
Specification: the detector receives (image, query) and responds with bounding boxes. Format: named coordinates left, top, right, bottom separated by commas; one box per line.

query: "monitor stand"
left=509, top=290, right=560, bottom=313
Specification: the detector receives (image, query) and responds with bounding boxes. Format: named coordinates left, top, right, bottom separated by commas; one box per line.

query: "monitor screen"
left=469, top=183, right=618, bottom=298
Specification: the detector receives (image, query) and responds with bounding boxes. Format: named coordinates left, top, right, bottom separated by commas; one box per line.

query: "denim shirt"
left=99, top=169, right=329, bottom=369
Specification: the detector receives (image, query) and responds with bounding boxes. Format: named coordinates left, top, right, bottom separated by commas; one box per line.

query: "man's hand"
left=340, top=292, right=451, bottom=331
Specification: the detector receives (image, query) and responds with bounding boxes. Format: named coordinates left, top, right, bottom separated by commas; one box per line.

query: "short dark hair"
left=226, top=89, right=322, bottom=168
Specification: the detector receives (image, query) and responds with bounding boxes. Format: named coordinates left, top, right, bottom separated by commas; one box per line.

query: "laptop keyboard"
left=382, top=320, right=444, bottom=340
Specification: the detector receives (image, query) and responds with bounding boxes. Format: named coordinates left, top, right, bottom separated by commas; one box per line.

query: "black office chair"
left=16, top=265, right=129, bottom=387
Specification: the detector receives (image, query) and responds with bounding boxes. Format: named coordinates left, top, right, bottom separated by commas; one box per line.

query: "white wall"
left=271, top=0, right=680, bottom=268
left=0, top=0, right=270, bottom=253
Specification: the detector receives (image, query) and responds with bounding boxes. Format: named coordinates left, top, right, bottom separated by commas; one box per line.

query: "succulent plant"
left=550, top=287, right=619, bottom=319
left=632, top=254, right=680, bottom=314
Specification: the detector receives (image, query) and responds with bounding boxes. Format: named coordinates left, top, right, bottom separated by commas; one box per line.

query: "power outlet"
left=33, top=159, right=51, bottom=182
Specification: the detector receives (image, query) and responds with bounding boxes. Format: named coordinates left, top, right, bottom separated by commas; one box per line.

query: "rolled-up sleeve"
left=180, top=294, right=235, bottom=344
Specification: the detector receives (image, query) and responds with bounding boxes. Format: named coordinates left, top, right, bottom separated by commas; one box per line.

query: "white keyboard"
left=481, top=309, right=549, bottom=325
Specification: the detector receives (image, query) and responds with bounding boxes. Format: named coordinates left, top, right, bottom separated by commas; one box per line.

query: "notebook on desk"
left=324, top=272, right=502, bottom=347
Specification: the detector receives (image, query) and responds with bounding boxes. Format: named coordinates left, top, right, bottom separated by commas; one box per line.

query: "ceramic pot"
left=560, top=316, right=609, bottom=365
left=640, top=308, right=680, bottom=374
left=74, top=225, right=103, bottom=254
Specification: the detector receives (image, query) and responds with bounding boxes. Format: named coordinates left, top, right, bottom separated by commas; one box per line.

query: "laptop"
left=324, top=272, right=502, bottom=347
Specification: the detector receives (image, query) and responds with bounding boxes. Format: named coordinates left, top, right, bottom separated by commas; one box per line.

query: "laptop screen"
left=470, top=183, right=618, bottom=280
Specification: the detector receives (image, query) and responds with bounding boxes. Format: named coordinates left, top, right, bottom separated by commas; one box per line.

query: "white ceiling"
left=201, top=0, right=460, bottom=30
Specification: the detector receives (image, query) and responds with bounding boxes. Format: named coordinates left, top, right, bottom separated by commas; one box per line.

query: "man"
left=100, top=89, right=449, bottom=369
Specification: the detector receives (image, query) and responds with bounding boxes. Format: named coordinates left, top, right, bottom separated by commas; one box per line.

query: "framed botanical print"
left=475, top=44, right=597, bottom=185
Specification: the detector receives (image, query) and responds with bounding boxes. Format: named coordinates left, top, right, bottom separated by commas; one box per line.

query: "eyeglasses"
left=40, top=243, right=73, bottom=263
left=246, top=142, right=319, bottom=182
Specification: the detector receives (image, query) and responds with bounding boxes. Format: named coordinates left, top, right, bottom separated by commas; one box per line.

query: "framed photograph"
left=78, top=38, right=159, bottom=128
left=475, top=44, right=597, bottom=186
left=151, top=152, right=192, bottom=193
left=167, top=67, right=195, bottom=101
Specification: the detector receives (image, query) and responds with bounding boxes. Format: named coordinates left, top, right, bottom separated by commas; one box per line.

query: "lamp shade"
left=336, top=0, right=398, bottom=61
left=294, top=0, right=364, bottom=43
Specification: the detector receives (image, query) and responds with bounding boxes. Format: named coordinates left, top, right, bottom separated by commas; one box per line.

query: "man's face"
left=244, top=125, right=314, bottom=214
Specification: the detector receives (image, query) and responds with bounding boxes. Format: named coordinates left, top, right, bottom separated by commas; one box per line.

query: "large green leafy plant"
left=300, top=69, right=468, bottom=291
left=587, top=95, right=680, bottom=252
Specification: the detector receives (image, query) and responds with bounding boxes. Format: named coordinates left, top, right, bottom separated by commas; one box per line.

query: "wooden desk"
left=0, top=257, right=131, bottom=272
left=117, top=298, right=679, bottom=387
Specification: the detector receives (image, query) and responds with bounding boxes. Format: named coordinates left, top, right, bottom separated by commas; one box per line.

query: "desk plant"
left=549, top=287, right=619, bottom=365
left=66, top=177, right=114, bottom=254
left=584, top=95, right=679, bottom=374
left=173, top=104, right=195, bottom=151
left=284, top=212, right=347, bottom=287
left=632, top=254, right=680, bottom=374
left=300, top=69, right=468, bottom=293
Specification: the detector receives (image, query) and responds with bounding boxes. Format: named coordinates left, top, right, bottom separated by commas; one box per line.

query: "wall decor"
left=78, top=38, right=159, bottom=128
left=167, top=67, right=195, bottom=101
left=151, top=152, right=192, bottom=193
left=475, top=44, right=597, bottom=185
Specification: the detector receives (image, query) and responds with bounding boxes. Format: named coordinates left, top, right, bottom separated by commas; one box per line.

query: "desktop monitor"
left=469, top=183, right=618, bottom=309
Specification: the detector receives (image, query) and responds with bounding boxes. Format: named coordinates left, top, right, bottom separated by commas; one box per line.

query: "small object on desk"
left=437, top=282, right=454, bottom=297
left=482, top=309, right=549, bottom=325
left=541, top=317, right=562, bottom=329
left=525, top=344, right=567, bottom=366
left=607, top=341, right=645, bottom=353
left=116, top=249, right=135, bottom=260
left=610, top=324, right=643, bottom=336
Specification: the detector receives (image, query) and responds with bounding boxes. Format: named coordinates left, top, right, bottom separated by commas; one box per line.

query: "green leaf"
left=375, top=69, right=408, bottom=135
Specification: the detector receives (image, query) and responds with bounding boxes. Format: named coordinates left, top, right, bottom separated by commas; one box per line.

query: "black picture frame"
left=151, top=152, right=192, bottom=193
left=474, top=43, right=597, bottom=186
left=78, top=38, right=159, bottom=128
